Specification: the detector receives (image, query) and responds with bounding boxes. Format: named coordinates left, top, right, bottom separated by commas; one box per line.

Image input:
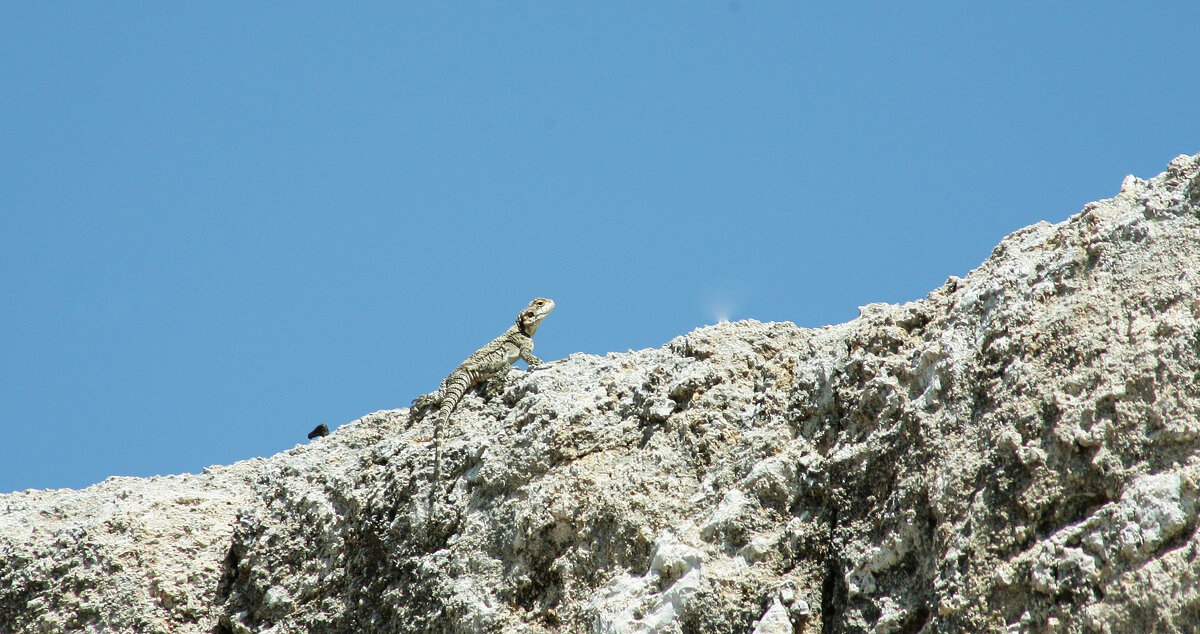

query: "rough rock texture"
left=4, top=154, right=1200, bottom=633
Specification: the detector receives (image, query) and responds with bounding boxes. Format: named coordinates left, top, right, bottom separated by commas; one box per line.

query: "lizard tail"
left=437, top=371, right=472, bottom=422
left=429, top=369, right=470, bottom=516
left=429, top=411, right=445, bottom=516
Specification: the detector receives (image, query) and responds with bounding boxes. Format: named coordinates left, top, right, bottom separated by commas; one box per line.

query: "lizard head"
left=516, top=297, right=555, bottom=336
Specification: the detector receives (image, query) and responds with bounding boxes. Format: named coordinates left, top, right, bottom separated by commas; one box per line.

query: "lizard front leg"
left=520, top=345, right=543, bottom=368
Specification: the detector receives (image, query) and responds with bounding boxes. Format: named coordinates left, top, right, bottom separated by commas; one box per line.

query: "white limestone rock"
left=3, top=153, right=1200, bottom=633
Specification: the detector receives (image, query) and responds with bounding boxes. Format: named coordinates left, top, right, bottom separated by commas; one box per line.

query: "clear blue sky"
left=3, top=3, right=1198, bottom=494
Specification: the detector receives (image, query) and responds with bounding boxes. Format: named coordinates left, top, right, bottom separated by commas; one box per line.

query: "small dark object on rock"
left=308, top=424, right=329, bottom=440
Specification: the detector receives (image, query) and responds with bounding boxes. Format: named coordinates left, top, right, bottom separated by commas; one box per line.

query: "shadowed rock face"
left=4, top=154, right=1200, bottom=633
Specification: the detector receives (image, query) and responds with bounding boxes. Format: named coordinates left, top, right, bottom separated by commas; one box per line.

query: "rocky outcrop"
left=4, top=154, right=1200, bottom=633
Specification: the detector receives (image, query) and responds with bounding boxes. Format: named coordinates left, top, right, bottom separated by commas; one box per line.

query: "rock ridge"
left=3, top=154, right=1200, bottom=633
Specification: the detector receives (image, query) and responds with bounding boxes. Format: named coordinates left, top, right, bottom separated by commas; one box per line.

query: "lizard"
left=413, top=297, right=555, bottom=434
